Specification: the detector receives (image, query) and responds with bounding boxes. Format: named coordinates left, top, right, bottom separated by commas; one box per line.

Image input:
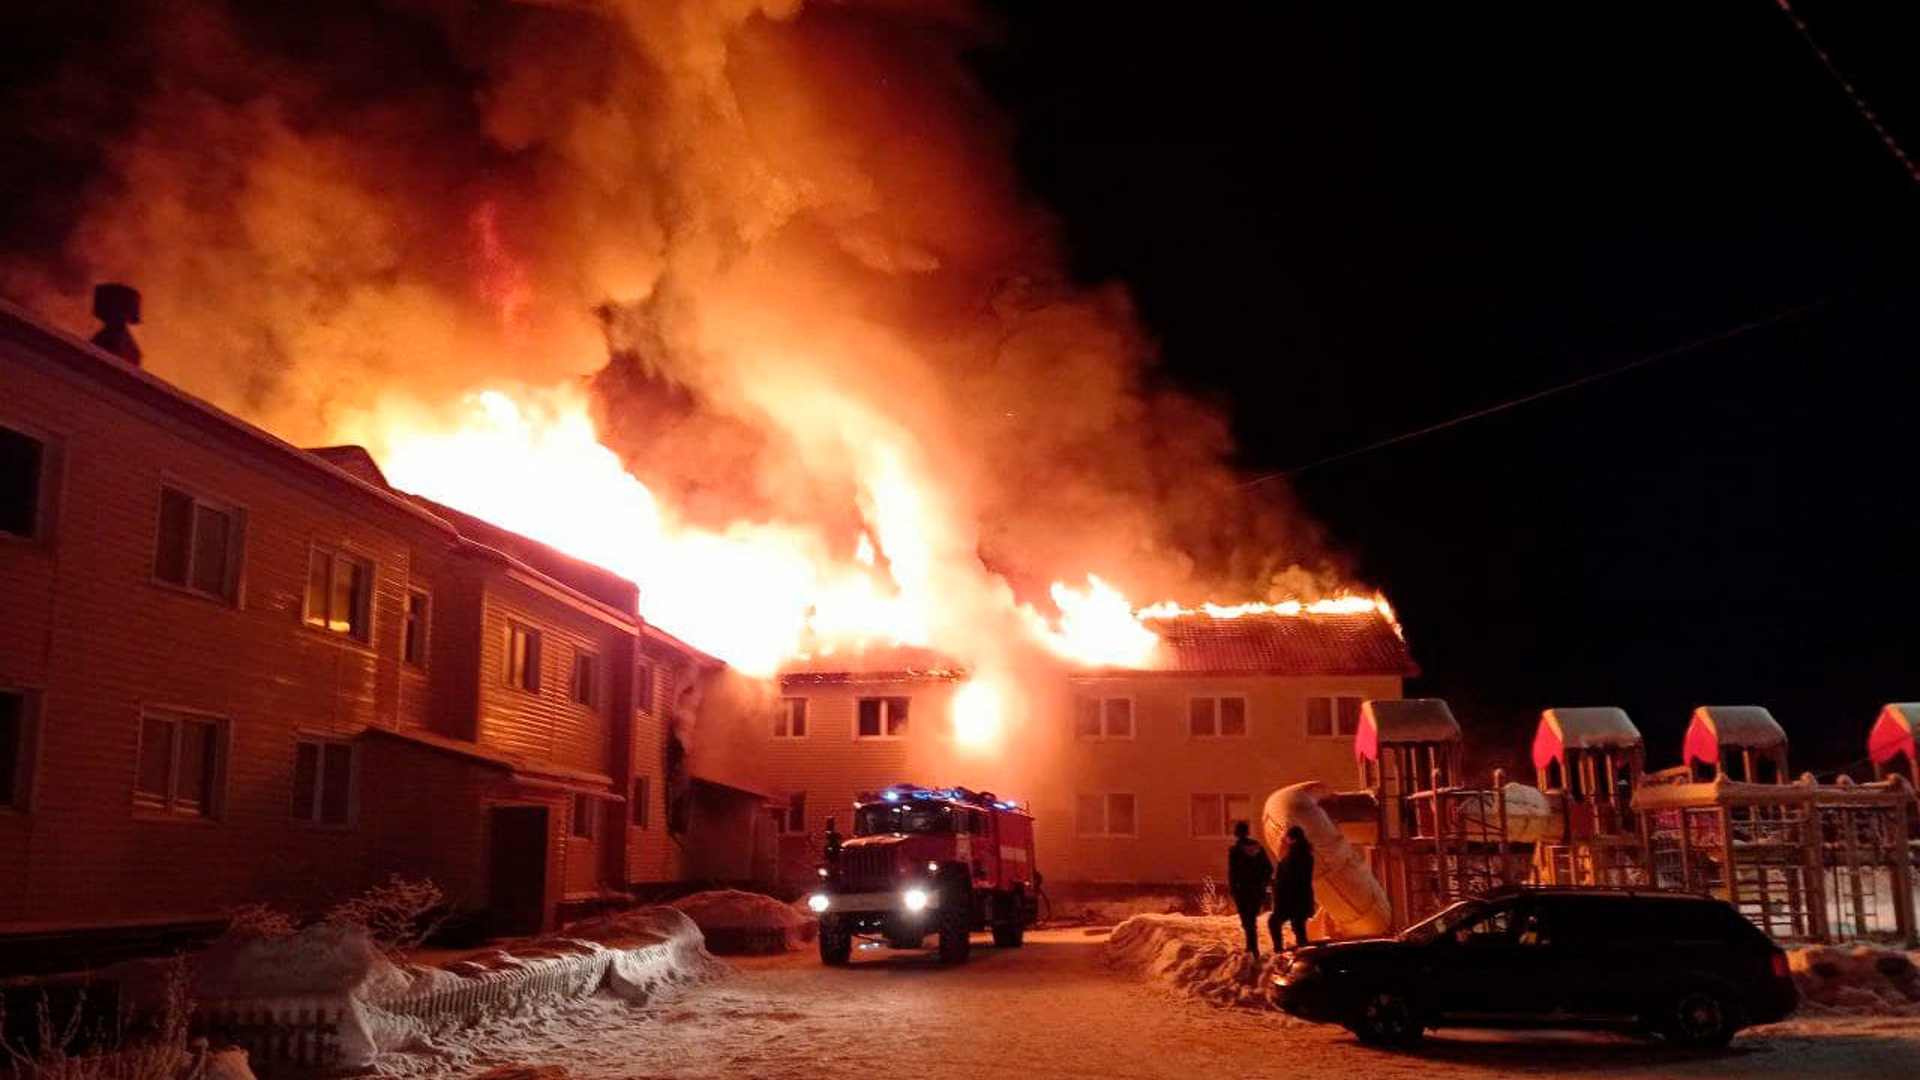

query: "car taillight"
left=1770, top=952, right=1790, bottom=979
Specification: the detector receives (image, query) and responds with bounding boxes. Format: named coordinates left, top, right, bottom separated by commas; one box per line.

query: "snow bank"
left=1789, top=944, right=1920, bottom=1017
left=1104, top=914, right=1298, bottom=1014
left=667, top=890, right=816, bottom=954
left=194, top=909, right=721, bottom=1075
left=1052, top=893, right=1186, bottom=925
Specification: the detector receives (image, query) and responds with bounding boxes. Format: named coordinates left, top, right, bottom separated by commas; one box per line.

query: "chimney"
left=89, top=282, right=143, bottom=366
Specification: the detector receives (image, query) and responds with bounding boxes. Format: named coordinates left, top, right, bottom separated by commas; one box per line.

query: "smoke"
left=0, top=0, right=1345, bottom=651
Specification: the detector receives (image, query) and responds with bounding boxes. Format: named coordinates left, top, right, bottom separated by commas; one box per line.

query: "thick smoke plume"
left=1, top=0, right=1345, bottom=673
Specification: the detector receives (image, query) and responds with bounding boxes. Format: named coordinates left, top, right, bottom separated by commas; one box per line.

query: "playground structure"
left=1275, top=699, right=1920, bottom=946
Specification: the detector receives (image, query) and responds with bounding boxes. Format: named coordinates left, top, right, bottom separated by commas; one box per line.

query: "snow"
left=1103, top=913, right=1296, bottom=1012
left=1789, top=944, right=1920, bottom=1016
left=389, top=926, right=1920, bottom=1080
left=1538, top=707, right=1642, bottom=751
left=1691, top=705, right=1790, bottom=749
left=666, top=890, right=816, bottom=953
left=1357, top=699, right=1460, bottom=758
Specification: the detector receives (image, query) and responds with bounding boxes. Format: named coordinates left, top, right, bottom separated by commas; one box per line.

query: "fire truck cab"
left=808, top=784, right=1039, bottom=965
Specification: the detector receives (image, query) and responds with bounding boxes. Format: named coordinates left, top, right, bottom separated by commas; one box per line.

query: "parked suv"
left=1270, top=886, right=1796, bottom=1048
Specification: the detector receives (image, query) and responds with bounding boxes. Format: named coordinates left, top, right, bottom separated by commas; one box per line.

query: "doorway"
left=488, top=805, right=550, bottom=936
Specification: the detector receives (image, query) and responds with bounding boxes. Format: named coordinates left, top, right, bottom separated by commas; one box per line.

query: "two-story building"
left=765, top=614, right=1415, bottom=894
left=0, top=297, right=744, bottom=948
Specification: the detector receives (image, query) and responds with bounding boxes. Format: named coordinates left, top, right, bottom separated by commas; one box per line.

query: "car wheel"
left=818, top=918, right=852, bottom=966
left=1351, top=990, right=1424, bottom=1047
left=1662, top=985, right=1740, bottom=1049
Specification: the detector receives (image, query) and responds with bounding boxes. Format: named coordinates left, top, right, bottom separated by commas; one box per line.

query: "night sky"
left=978, top=0, right=1920, bottom=773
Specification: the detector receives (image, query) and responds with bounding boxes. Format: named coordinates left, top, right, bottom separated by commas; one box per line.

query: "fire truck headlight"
left=927, top=861, right=940, bottom=874
left=902, top=887, right=930, bottom=912
left=807, top=893, right=830, bottom=913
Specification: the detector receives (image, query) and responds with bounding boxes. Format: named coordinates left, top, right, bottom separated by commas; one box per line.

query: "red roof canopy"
left=1869, top=704, right=1918, bottom=766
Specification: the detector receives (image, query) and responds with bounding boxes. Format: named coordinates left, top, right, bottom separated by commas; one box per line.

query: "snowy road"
left=438, top=929, right=1917, bottom=1080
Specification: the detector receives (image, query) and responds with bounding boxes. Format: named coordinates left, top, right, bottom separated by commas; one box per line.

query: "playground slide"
left=1263, top=781, right=1393, bottom=937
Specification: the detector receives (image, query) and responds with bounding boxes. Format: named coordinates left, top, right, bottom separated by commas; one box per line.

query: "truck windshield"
left=855, top=803, right=952, bottom=836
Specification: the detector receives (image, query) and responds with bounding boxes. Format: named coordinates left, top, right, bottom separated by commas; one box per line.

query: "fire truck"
left=807, top=784, right=1039, bottom=965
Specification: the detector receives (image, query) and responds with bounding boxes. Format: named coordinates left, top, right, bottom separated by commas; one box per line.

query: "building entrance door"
left=488, top=805, right=549, bottom=936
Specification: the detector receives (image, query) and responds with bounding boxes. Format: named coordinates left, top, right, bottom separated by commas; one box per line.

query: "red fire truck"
left=807, top=784, right=1039, bottom=965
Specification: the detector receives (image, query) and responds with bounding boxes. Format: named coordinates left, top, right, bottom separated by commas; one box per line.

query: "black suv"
left=1270, top=886, right=1796, bottom=1048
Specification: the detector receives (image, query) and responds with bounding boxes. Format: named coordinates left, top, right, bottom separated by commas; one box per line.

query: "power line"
left=1240, top=291, right=1846, bottom=487
left=1773, top=0, right=1920, bottom=187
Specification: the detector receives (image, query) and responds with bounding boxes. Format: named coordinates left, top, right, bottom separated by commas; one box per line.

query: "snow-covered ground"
left=388, top=926, right=1918, bottom=1080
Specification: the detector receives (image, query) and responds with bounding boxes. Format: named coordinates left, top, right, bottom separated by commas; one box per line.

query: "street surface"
left=439, top=929, right=1915, bottom=1080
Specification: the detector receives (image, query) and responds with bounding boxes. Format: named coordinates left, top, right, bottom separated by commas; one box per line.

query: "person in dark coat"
left=1225, top=820, right=1273, bottom=957
left=1269, top=824, right=1316, bottom=951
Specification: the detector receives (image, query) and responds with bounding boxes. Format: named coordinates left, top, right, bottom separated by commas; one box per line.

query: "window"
left=571, top=794, right=597, bottom=840
left=1073, top=696, right=1133, bottom=739
left=1, top=426, right=46, bottom=540
left=571, top=650, right=598, bottom=708
left=1189, top=696, right=1248, bottom=737
left=303, top=545, right=371, bottom=641
left=1076, top=792, right=1137, bottom=836
left=774, top=697, right=808, bottom=738
left=0, top=690, right=32, bottom=810
left=403, top=590, right=430, bottom=667
left=632, top=775, right=651, bottom=828
left=636, top=660, right=656, bottom=714
left=855, top=697, right=909, bottom=739
left=1307, top=696, right=1364, bottom=738
left=1190, top=793, right=1253, bottom=837
left=770, top=791, right=807, bottom=835
left=155, top=486, right=241, bottom=602
left=506, top=623, right=542, bottom=692
left=292, top=737, right=354, bottom=825
left=135, top=710, right=223, bottom=818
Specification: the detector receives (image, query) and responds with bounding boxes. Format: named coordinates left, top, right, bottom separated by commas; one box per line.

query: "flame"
left=1029, top=575, right=1162, bottom=668
left=950, top=680, right=1003, bottom=748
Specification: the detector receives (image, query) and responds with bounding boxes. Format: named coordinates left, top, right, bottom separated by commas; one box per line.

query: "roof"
left=404, top=493, right=640, bottom=614
left=779, top=644, right=965, bottom=685
left=1532, top=707, right=1642, bottom=769
left=1355, top=698, right=1460, bottom=762
left=1869, top=703, right=1918, bottom=766
left=1131, top=611, right=1415, bottom=676
left=360, top=727, right=615, bottom=791
left=1684, top=705, right=1788, bottom=766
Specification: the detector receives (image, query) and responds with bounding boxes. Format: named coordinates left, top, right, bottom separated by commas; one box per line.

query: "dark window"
left=0, top=690, right=27, bottom=808
left=0, top=426, right=45, bottom=539
left=632, top=775, right=651, bottom=828
left=1219, top=697, right=1247, bottom=736
left=155, top=487, right=240, bottom=601
left=571, top=794, right=596, bottom=840
left=1191, top=697, right=1246, bottom=737
left=303, top=546, right=371, bottom=641
left=571, top=650, right=598, bottom=708
left=1078, top=792, right=1137, bottom=835
left=1105, top=698, right=1134, bottom=737
left=856, top=697, right=909, bottom=738
left=1075, top=697, right=1133, bottom=738
left=777, top=791, right=806, bottom=835
left=636, top=661, right=656, bottom=714
left=1335, top=696, right=1363, bottom=736
left=403, top=590, right=430, bottom=667
left=1073, top=696, right=1100, bottom=738
left=506, top=623, right=542, bottom=692
left=135, top=711, right=222, bottom=817
left=292, top=738, right=354, bottom=825
left=774, top=697, right=808, bottom=738
left=1307, top=697, right=1334, bottom=737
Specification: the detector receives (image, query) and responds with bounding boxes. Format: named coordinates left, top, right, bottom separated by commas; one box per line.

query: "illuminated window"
left=856, top=697, right=909, bottom=739
left=1076, top=792, right=1137, bottom=836
left=303, top=545, right=371, bottom=641
left=1189, top=696, right=1248, bottom=738
left=156, top=486, right=242, bottom=602
left=1073, top=696, right=1134, bottom=739
left=135, top=710, right=224, bottom=818
left=506, top=623, right=542, bottom=692
left=774, top=697, right=808, bottom=738
left=292, top=737, right=355, bottom=825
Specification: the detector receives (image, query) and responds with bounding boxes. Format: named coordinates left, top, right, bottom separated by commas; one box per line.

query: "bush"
left=218, top=904, right=296, bottom=941
left=0, top=964, right=191, bottom=1080
left=323, top=875, right=445, bottom=956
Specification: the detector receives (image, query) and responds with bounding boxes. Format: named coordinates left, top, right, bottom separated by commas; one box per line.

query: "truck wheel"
left=819, top=918, right=852, bottom=966
left=938, top=885, right=972, bottom=965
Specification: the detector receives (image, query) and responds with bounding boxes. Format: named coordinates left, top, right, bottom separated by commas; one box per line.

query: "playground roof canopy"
left=1683, top=705, right=1788, bottom=767
left=1869, top=703, right=1918, bottom=767
left=1532, top=707, right=1643, bottom=770
left=1356, top=698, right=1460, bottom=762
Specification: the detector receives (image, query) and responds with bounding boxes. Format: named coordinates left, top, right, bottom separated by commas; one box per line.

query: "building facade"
left=0, top=300, right=730, bottom=942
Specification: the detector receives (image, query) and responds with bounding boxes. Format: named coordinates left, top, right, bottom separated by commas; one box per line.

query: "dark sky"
left=977, top=0, right=1920, bottom=772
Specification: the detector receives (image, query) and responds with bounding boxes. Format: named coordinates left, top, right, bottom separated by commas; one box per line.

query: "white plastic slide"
left=1263, top=781, right=1393, bottom=937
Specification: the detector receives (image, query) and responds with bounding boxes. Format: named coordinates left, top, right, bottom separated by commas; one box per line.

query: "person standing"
left=1269, top=824, right=1316, bottom=952
left=1226, top=821, right=1273, bottom=957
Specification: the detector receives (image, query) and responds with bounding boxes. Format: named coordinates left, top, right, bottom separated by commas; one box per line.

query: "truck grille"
left=839, top=846, right=895, bottom=889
